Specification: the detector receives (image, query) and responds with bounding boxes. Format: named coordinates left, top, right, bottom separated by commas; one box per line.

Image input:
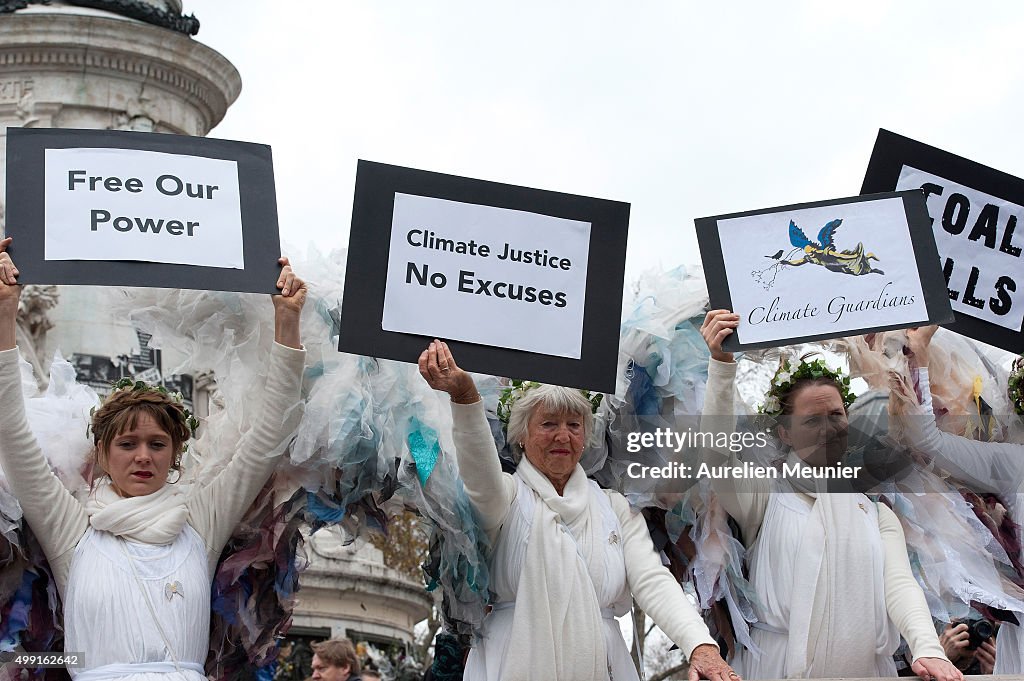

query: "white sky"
left=185, top=0, right=1024, bottom=280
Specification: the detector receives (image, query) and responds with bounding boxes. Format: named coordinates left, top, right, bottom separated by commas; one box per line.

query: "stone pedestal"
left=0, top=3, right=241, bottom=185
left=296, top=530, right=433, bottom=645
left=0, top=4, right=435, bottom=658
left=0, top=1, right=240, bottom=370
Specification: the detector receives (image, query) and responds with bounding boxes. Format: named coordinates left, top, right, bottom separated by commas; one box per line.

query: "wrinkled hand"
left=905, top=325, right=937, bottom=366
left=418, top=340, right=478, bottom=403
left=975, top=639, right=996, bottom=675
left=911, top=656, right=964, bottom=681
left=0, top=236, right=20, bottom=300
left=272, top=256, right=307, bottom=314
left=938, top=623, right=968, bottom=662
left=0, top=237, right=20, bottom=351
left=700, top=309, right=738, bottom=363
left=271, top=256, right=306, bottom=349
left=688, top=643, right=738, bottom=681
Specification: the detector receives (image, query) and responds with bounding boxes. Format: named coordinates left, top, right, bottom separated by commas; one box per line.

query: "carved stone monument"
left=0, top=0, right=240, bottom=372
left=0, top=0, right=431, bottom=658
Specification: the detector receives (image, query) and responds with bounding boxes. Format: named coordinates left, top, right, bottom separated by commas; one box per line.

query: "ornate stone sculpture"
left=0, top=0, right=200, bottom=35
left=16, top=284, right=59, bottom=386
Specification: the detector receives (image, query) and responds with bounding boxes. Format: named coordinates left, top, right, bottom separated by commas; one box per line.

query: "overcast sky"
left=184, top=1, right=1024, bottom=280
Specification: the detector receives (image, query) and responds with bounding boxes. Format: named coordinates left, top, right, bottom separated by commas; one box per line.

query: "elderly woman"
left=0, top=236, right=306, bottom=679
left=698, top=310, right=959, bottom=680
left=418, top=340, right=734, bottom=681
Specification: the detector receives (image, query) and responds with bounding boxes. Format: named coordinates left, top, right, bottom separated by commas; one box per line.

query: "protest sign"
left=863, top=129, right=1024, bottom=352
left=6, top=127, right=280, bottom=293
left=696, top=191, right=953, bottom=350
left=339, top=160, right=629, bottom=392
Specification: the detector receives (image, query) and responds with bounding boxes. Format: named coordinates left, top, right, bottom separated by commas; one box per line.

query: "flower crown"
left=90, top=377, right=200, bottom=451
left=1007, top=357, right=1024, bottom=416
left=757, top=356, right=855, bottom=418
left=496, top=379, right=603, bottom=427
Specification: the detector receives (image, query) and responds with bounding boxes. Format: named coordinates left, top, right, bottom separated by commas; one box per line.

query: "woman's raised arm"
left=0, top=237, right=88, bottom=592
left=188, top=257, right=307, bottom=557
left=419, top=340, right=514, bottom=538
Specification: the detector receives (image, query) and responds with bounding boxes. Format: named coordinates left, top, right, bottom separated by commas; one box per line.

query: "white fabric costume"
left=0, top=344, right=305, bottom=680
left=701, top=359, right=947, bottom=678
left=451, top=400, right=716, bottom=681
left=904, top=367, right=1024, bottom=675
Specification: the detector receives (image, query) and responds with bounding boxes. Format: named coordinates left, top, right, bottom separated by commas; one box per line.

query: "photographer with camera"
left=938, top=620, right=997, bottom=675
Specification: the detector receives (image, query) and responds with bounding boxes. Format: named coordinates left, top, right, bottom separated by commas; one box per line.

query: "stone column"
left=0, top=0, right=240, bottom=371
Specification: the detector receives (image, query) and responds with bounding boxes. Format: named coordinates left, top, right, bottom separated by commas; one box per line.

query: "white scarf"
left=503, top=457, right=607, bottom=681
left=783, top=452, right=896, bottom=677
left=84, top=478, right=189, bottom=545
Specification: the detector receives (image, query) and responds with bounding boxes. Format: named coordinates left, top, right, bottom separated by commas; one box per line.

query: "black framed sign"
left=696, top=191, right=953, bottom=351
left=862, top=129, right=1024, bottom=353
left=5, top=127, right=281, bottom=293
left=338, top=160, right=630, bottom=393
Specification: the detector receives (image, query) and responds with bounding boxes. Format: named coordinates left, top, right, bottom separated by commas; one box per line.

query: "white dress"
left=0, top=343, right=306, bottom=680
left=700, top=358, right=947, bottom=678
left=451, top=400, right=716, bottom=681
left=466, top=476, right=639, bottom=681
left=735, top=489, right=899, bottom=678
left=905, top=368, right=1024, bottom=675
left=65, top=528, right=210, bottom=680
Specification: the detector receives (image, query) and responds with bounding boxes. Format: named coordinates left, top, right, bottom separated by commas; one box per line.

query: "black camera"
left=966, top=618, right=995, bottom=650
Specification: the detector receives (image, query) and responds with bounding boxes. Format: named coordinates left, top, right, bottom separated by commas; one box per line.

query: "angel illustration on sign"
left=753, top=218, right=883, bottom=290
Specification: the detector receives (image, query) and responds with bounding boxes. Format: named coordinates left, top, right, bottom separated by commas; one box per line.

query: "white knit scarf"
left=84, top=478, right=189, bottom=545
left=783, top=452, right=895, bottom=677
left=503, top=457, right=607, bottom=681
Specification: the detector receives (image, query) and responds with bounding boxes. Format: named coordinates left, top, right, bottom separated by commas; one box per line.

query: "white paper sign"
left=43, top=148, right=244, bottom=268
left=381, top=193, right=591, bottom=358
left=720, top=197, right=930, bottom=344
left=896, top=166, right=1024, bottom=332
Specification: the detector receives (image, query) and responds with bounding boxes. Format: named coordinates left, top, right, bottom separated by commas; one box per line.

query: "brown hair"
left=91, top=388, right=192, bottom=475
left=311, top=638, right=361, bottom=674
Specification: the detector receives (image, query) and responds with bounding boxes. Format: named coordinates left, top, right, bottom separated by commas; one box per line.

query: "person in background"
left=310, top=638, right=363, bottom=681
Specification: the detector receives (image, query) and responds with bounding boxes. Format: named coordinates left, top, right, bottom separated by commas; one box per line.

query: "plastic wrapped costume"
left=898, top=365, right=1024, bottom=674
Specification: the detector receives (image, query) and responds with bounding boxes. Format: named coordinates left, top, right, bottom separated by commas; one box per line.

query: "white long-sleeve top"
left=699, top=358, right=946, bottom=675
left=0, top=343, right=306, bottom=594
left=450, top=399, right=717, bottom=665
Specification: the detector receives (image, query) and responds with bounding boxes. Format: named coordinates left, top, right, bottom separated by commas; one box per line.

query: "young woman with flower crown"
left=0, top=236, right=306, bottom=680
left=699, top=310, right=959, bottom=681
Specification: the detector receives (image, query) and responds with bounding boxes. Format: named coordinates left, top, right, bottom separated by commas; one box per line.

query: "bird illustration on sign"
left=753, top=218, right=884, bottom=290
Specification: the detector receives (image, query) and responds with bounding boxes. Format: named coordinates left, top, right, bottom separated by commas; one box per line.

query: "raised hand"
left=418, top=340, right=478, bottom=403
left=272, top=256, right=306, bottom=349
left=0, top=237, right=21, bottom=351
left=700, top=309, right=739, bottom=363
left=905, top=325, right=938, bottom=368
